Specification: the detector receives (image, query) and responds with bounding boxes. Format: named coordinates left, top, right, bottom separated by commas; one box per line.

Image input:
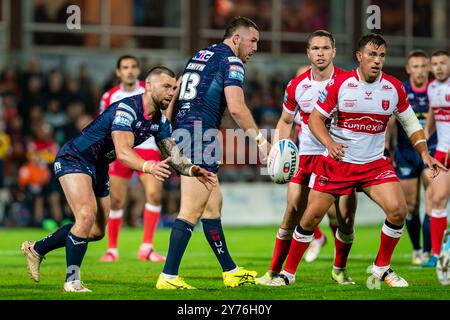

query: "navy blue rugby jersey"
left=62, top=94, right=171, bottom=164
left=174, top=43, right=245, bottom=130
left=396, top=80, right=437, bottom=150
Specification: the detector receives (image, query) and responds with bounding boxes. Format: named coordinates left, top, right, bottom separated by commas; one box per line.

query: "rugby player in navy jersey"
left=156, top=17, right=271, bottom=289
left=21, top=66, right=216, bottom=292
left=387, top=50, right=435, bottom=265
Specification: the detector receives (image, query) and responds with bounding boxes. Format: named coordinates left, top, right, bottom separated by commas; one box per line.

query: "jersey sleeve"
left=153, top=115, right=172, bottom=143
left=111, top=102, right=137, bottom=132
left=315, top=78, right=339, bottom=118
left=223, top=56, right=245, bottom=88
left=283, top=80, right=298, bottom=115
left=394, top=83, right=411, bottom=114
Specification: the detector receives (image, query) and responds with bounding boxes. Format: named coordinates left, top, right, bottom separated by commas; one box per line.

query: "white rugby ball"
left=267, top=139, right=299, bottom=184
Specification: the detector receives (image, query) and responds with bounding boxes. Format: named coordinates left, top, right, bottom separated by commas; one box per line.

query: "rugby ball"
left=267, top=139, right=299, bottom=184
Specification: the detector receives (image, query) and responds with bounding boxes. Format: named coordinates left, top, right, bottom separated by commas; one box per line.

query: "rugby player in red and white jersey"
left=267, top=33, right=446, bottom=288
left=423, top=49, right=450, bottom=267
left=257, top=30, right=358, bottom=286
left=99, top=55, right=166, bottom=262
left=292, top=64, right=343, bottom=264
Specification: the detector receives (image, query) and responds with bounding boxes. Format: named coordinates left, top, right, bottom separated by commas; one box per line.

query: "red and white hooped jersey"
left=283, top=66, right=345, bottom=155
left=428, top=77, right=450, bottom=153
left=100, top=81, right=157, bottom=150
left=315, top=69, right=412, bottom=164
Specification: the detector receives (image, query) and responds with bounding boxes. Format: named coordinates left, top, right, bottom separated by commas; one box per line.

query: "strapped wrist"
left=142, top=161, right=149, bottom=173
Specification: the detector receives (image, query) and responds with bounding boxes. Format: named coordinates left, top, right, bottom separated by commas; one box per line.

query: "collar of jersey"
left=141, top=94, right=154, bottom=121
left=310, top=66, right=335, bottom=83
left=355, top=68, right=383, bottom=85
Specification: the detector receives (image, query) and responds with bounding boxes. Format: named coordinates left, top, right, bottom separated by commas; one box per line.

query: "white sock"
left=372, top=264, right=390, bottom=278
left=280, top=270, right=295, bottom=280
left=107, top=248, right=118, bottom=256
left=162, top=272, right=177, bottom=280
left=227, top=266, right=239, bottom=274
left=140, top=243, right=153, bottom=251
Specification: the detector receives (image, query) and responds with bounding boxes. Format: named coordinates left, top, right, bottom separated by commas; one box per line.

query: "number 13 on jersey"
left=179, top=72, right=200, bottom=100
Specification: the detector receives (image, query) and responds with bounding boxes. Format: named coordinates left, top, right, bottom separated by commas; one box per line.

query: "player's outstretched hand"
left=327, top=141, right=348, bottom=161
left=190, top=166, right=217, bottom=191
left=258, top=141, right=272, bottom=163
left=422, top=153, right=448, bottom=179
left=150, top=157, right=172, bottom=181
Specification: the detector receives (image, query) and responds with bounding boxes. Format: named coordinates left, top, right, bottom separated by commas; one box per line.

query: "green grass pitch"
left=1, top=225, right=449, bottom=300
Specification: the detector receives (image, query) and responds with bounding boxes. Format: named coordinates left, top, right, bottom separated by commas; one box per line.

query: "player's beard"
left=153, top=94, right=166, bottom=111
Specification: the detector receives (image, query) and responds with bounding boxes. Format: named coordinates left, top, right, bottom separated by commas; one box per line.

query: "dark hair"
left=145, top=66, right=176, bottom=80
left=116, top=55, right=139, bottom=69
left=358, top=33, right=387, bottom=51
left=406, top=49, right=429, bottom=62
left=223, top=16, right=259, bottom=39
left=307, top=30, right=335, bottom=48
left=431, top=49, right=449, bottom=58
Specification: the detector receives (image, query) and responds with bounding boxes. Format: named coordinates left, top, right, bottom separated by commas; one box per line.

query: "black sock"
left=422, top=214, right=431, bottom=253
left=65, top=232, right=88, bottom=282
left=162, top=218, right=195, bottom=276
left=34, top=224, right=74, bottom=256
left=201, top=218, right=237, bottom=272
left=405, top=214, right=421, bottom=250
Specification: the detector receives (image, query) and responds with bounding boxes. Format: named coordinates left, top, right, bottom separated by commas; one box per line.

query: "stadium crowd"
left=0, top=57, right=289, bottom=228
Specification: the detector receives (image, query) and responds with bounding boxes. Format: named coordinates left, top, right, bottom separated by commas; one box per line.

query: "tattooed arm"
left=157, top=137, right=217, bottom=189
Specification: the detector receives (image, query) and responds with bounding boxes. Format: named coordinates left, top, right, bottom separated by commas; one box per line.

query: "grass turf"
left=0, top=225, right=448, bottom=300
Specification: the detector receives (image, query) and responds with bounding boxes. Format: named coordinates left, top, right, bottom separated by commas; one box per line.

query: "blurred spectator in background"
left=18, top=145, right=51, bottom=227
left=0, top=68, right=21, bottom=98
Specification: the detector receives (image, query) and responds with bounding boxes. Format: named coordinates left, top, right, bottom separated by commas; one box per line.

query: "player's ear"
left=232, top=33, right=240, bottom=46
left=405, top=64, right=411, bottom=75
left=332, top=47, right=336, bottom=59
left=115, top=68, right=121, bottom=77
left=356, top=51, right=362, bottom=63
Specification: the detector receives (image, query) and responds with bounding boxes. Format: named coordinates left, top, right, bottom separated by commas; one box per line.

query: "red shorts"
left=434, top=150, right=450, bottom=169
left=109, top=148, right=161, bottom=179
left=290, top=155, right=323, bottom=186
left=309, top=156, right=399, bottom=195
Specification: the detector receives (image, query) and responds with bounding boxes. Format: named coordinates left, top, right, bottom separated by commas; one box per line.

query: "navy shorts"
left=173, top=126, right=221, bottom=173
left=394, top=148, right=425, bottom=180
left=53, top=152, right=110, bottom=197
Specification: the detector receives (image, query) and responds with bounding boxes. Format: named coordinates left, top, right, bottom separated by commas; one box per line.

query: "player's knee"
left=110, top=196, right=125, bottom=210
left=75, top=211, right=96, bottom=230
left=385, top=202, right=408, bottom=223
left=431, top=191, right=448, bottom=208
left=146, top=191, right=162, bottom=206
left=89, top=229, right=105, bottom=242
left=301, top=210, right=322, bottom=229
left=286, top=197, right=299, bottom=212
left=405, top=198, right=418, bottom=214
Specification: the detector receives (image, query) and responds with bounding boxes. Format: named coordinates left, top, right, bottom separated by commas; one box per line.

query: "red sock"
left=374, top=221, right=403, bottom=267
left=142, top=203, right=161, bottom=245
left=269, top=228, right=293, bottom=273
left=283, top=227, right=314, bottom=275
left=334, top=230, right=354, bottom=269
left=107, top=209, right=123, bottom=249
left=431, top=209, right=448, bottom=256
left=314, top=226, right=324, bottom=239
